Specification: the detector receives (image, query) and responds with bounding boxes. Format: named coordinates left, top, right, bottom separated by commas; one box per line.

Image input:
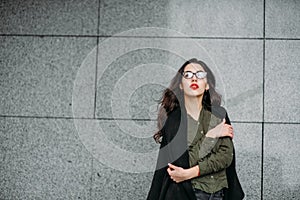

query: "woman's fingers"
left=222, top=124, right=234, bottom=138
left=168, top=163, right=178, bottom=170
left=167, top=167, right=172, bottom=175
left=167, top=163, right=178, bottom=176
left=167, top=166, right=178, bottom=182
left=167, top=164, right=186, bottom=183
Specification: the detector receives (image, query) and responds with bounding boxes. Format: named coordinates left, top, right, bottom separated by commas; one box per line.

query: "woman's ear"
left=179, top=83, right=183, bottom=90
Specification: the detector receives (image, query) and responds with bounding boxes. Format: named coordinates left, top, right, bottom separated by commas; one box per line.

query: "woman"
left=147, top=58, right=244, bottom=200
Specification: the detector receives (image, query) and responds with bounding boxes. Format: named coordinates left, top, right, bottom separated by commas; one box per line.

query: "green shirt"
left=187, top=108, right=233, bottom=193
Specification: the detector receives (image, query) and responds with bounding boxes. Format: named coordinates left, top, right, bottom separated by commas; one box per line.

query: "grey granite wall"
left=0, top=0, right=299, bottom=200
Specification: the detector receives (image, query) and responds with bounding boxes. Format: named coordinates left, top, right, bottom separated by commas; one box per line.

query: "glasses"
left=182, top=71, right=207, bottom=79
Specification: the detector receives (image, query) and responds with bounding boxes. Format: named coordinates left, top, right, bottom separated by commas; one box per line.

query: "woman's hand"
left=206, top=119, right=234, bottom=139
left=167, top=163, right=199, bottom=183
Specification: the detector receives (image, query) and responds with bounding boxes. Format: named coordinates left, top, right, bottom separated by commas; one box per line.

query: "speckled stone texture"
left=265, top=0, right=300, bottom=38
left=0, top=36, right=96, bottom=118
left=0, top=0, right=98, bottom=35
left=265, top=40, right=300, bottom=123
left=99, top=0, right=263, bottom=37
left=0, top=117, right=92, bottom=199
left=92, top=157, right=154, bottom=200
left=264, top=124, right=300, bottom=200
left=232, top=123, right=262, bottom=200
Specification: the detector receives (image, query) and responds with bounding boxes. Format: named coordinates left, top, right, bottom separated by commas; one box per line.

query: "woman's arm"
left=199, top=118, right=233, bottom=158
left=167, top=137, right=233, bottom=183
left=206, top=118, right=233, bottom=139
left=197, top=137, right=233, bottom=176
left=167, top=163, right=199, bottom=183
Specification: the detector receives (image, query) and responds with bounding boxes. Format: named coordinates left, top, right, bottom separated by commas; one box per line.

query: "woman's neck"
left=184, top=95, right=203, bottom=121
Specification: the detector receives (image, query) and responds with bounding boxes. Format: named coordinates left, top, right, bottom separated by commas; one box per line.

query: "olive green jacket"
left=187, top=108, right=233, bottom=193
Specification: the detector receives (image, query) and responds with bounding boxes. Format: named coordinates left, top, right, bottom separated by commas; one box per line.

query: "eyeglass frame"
left=182, top=71, right=207, bottom=79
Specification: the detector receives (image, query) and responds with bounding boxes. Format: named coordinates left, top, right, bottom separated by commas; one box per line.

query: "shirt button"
left=211, top=176, right=214, bottom=179
left=200, top=130, right=203, bottom=133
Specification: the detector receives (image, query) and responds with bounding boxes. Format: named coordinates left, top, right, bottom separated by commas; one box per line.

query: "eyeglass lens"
left=183, top=71, right=207, bottom=79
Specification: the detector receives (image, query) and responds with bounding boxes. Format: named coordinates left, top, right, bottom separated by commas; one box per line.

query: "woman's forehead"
left=184, top=63, right=204, bottom=71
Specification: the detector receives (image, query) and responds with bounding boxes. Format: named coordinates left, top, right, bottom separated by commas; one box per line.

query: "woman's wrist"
left=187, top=165, right=200, bottom=179
left=206, top=130, right=216, bottom=138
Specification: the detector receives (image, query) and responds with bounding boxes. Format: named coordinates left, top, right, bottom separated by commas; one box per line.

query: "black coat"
left=147, top=106, right=244, bottom=200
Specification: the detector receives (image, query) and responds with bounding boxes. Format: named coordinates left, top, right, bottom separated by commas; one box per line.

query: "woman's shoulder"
left=209, top=106, right=231, bottom=125
left=210, top=106, right=227, bottom=119
left=203, top=106, right=228, bottom=121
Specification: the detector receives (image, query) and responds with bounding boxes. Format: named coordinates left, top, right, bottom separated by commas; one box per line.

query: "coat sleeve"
left=198, top=137, right=218, bottom=159
left=197, top=137, right=233, bottom=176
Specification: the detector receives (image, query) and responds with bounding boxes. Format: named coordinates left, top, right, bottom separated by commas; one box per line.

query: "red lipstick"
left=190, top=84, right=199, bottom=90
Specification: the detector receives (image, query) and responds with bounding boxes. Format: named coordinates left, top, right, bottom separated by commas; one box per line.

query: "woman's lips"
left=190, top=84, right=199, bottom=90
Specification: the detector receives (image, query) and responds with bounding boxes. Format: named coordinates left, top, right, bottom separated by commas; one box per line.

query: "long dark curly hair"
left=153, top=58, right=222, bottom=143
